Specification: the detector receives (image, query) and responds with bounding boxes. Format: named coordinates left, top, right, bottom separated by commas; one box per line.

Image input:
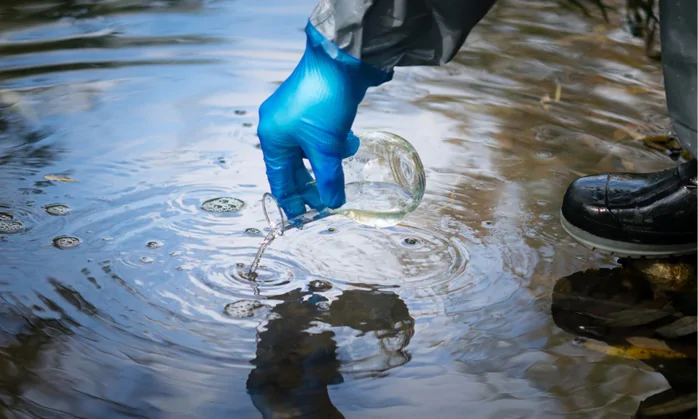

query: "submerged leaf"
left=44, top=175, right=77, bottom=182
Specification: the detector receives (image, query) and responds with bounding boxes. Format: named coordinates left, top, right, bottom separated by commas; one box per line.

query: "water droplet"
left=403, top=237, right=419, bottom=246
left=224, top=300, right=262, bottom=318
left=169, top=250, right=182, bottom=257
left=146, top=241, right=163, bottom=249
left=53, top=236, right=80, bottom=249
left=245, top=228, right=261, bottom=235
left=139, top=256, right=154, bottom=264
left=201, top=197, right=245, bottom=213
left=0, top=213, right=23, bottom=234
left=572, top=337, right=587, bottom=346
left=540, top=213, right=553, bottom=221
left=309, top=280, right=332, bottom=292
left=102, top=236, right=114, bottom=241
left=45, top=204, right=70, bottom=216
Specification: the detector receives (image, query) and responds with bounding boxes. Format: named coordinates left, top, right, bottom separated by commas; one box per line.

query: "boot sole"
left=560, top=211, right=697, bottom=259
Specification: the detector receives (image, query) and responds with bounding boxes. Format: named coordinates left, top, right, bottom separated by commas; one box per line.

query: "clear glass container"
left=263, top=131, right=426, bottom=236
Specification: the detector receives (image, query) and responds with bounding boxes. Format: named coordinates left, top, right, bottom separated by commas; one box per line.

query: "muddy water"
left=0, top=0, right=692, bottom=417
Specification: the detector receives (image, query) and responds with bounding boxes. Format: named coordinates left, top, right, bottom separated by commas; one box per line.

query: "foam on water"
left=52, top=236, right=80, bottom=249
left=44, top=204, right=70, bottom=216
left=0, top=213, right=23, bottom=234
left=201, top=197, right=245, bottom=213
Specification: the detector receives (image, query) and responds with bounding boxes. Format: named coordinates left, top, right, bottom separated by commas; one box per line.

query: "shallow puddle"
left=0, top=0, right=693, bottom=417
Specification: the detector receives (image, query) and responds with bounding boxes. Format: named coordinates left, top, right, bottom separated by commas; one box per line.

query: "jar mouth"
left=262, top=192, right=286, bottom=236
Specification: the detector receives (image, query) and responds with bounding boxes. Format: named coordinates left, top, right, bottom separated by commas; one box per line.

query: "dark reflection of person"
left=550, top=266, right=697, bottom=419
left=246, top=288, right=414, bottom=419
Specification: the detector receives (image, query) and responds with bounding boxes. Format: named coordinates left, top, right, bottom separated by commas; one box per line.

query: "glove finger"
left=263, top=150, right=307, bottom=219
left=302, top=145, right=346, bottom=209
left=293, top=159, right=324, bottom=211
left=342, top=130, right=360, bottom=158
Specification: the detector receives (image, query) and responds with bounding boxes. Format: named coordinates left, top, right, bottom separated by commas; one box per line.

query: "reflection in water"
left=247, top=289, right=414, bottom=419
left=551, top=260, right=697, bottom=418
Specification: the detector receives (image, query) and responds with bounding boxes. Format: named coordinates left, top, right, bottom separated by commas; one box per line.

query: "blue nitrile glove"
left=257, top=21, right=392, bottom=220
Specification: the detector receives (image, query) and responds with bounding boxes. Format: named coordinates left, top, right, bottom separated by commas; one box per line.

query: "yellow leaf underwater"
left=583, top=339, right=690, bottom=360
left=44, top=175, right=77, bottom=182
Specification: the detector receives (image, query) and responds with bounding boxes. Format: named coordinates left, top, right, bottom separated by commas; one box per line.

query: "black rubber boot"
left=560, top=159, right=697, bottom=258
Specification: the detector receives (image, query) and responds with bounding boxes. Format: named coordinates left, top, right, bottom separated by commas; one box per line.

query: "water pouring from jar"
left=247, top=131, right=426, bottom=279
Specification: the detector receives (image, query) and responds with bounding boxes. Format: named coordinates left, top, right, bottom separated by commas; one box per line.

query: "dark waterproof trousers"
left=660, top=0, right=697, bottom=157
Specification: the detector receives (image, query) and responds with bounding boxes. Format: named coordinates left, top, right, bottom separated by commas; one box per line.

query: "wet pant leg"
left=659, top=0, right=697, bottom=157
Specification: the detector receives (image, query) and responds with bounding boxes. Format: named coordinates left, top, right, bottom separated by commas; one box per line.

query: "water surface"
left=0, top=0, right=692, bottom=417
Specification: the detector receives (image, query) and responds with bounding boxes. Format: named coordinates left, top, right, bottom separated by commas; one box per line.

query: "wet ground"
left=0, top=0, right=695, bottom=417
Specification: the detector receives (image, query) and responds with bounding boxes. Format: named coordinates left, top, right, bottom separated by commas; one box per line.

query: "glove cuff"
left=305, top=20, right=393, bottom=88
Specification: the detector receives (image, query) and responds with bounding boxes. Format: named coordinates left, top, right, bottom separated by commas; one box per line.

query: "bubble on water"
left=239, top=270, right=258, bottom=281
left=223, top=300, right=263, bottom=318
left=309, top=279, right=332, bottom=292
left=572, top=337, right=587, bottom=346
left=403, top=237, right=419, bottom=246
left=102, top=236, right=114, bottom=241
left=245, top=228, right=261, bottom=235
left=234, top=110, right=246, bottom=115
left=201, top=197, right=245, bottom=213
left=0, top=213, right=23, bottom=234
left=236, top=262, right=245, bottom=268
left=53, top=236, right=80, bottom=249
left=139, top=256, right=154, bottom=264
left=319, top=227, right=338, bottom=236
left=242, top=122, right=253, bottom=127
left=45, top=204, right=70, bottom=216
left=482, top=220, right=495, bottom=228
left=146, top=240, right=163, bottom=249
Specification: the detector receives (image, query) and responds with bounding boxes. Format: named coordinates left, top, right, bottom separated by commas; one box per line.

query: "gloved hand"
left=257, top=20, right=392, bottom=219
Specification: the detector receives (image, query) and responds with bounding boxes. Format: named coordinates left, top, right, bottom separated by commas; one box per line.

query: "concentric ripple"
left=278, top=219, right=470, bottom=289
